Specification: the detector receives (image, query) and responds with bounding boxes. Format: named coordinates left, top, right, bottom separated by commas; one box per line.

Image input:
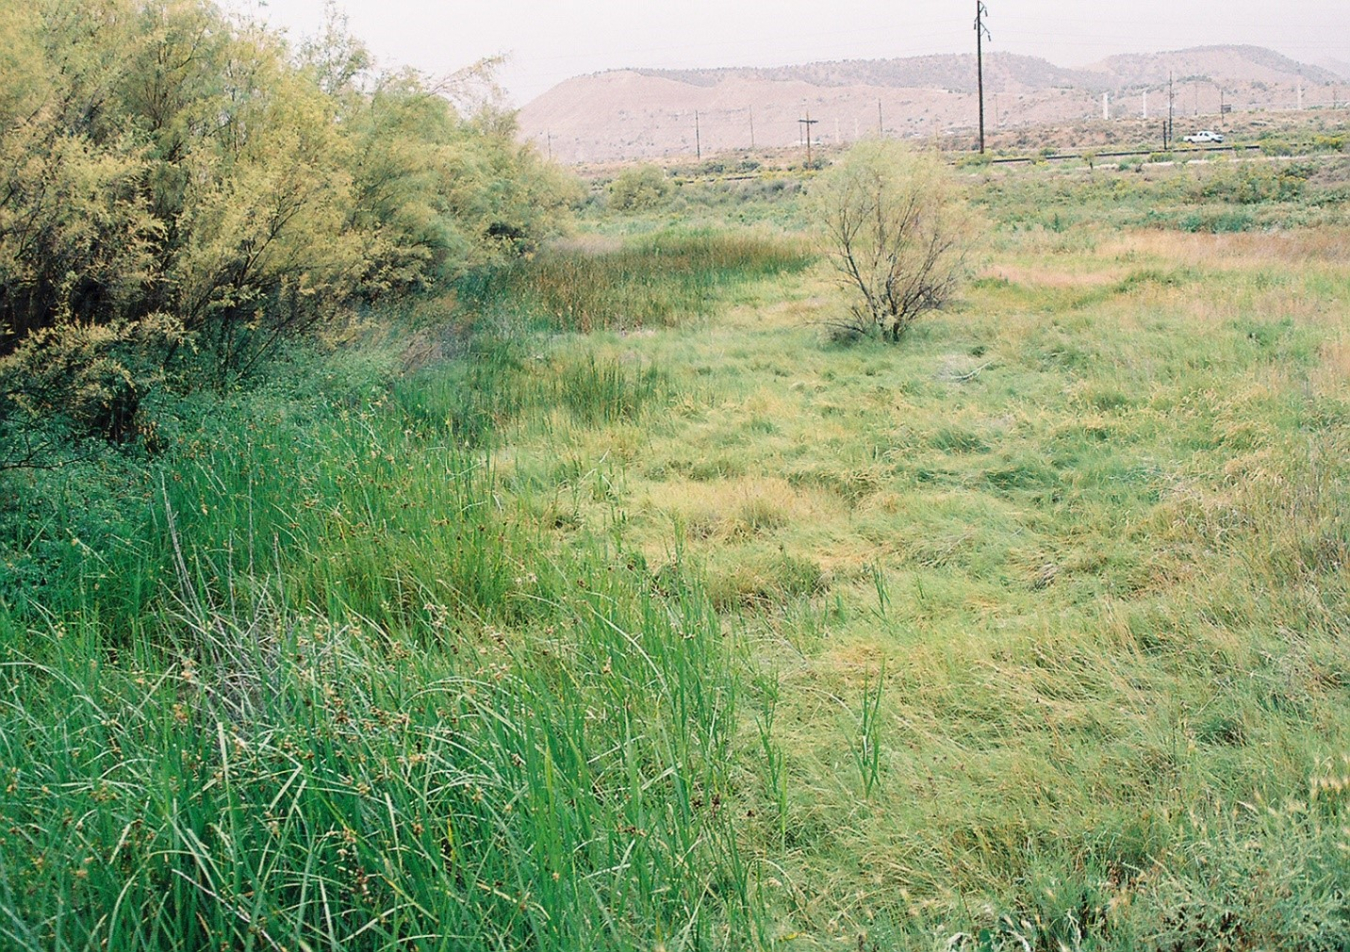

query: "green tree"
left=0, top=0, right=578, bottom=456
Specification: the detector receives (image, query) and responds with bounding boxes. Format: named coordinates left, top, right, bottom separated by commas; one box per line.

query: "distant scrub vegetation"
left=0, top=0, right=575, bottom=467
left=608, top=164, right=673, bottom=211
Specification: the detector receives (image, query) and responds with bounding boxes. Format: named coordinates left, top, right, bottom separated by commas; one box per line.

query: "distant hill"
left=518, top=45, right=1344, bottom=163
left=1318, top=58, right=1350, bottom=81
left=1088, top=45, right=1339, bottom=89
left=631, top=53, right=1108, bottom=96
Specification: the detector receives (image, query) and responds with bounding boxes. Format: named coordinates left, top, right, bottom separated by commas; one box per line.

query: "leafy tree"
left=811, top=140, right=976, bottom=342
left=0, top=0, right=577, bottom=456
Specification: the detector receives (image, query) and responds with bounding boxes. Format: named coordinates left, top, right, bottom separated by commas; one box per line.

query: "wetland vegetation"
left=3, top=5, right=1350, bottom=948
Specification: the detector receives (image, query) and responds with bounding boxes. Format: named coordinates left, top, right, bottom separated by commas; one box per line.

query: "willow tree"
left=811, top=140, right=977, bottom=342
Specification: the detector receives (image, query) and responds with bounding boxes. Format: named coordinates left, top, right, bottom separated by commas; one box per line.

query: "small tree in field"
left=812, top=140, right=975, bottom=342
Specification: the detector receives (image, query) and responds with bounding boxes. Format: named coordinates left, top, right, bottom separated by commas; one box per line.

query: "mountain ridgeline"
left=518, top=45, right=1345, bottom=162
left=630, top=46, right=1338, bottom=95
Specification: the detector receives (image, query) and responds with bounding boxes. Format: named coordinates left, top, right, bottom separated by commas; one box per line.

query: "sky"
left=235, top=0, right=1349, bottom=106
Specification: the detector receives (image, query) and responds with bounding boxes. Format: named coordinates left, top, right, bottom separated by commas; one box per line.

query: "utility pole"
left=878, top=99, right=884, bottom=136
left=748, top=106, right=755, bottom=149
left=546, top=131, right=552, bottom=161
left=975, top=1, right=991, bottom=153
left=695, top=110, right=701, bottom=159
left=1167, top=71, right=1175, bottom=148
left=798, top=108, right=818, bottom=166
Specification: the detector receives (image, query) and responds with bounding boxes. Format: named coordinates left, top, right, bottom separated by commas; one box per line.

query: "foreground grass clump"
left=0, top=363, right=765, bottom=950
left=0, top=576, right=751, bottom=950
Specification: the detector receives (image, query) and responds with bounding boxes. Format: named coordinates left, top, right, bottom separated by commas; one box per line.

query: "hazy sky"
left=237, top=0, right=1348, bottom=105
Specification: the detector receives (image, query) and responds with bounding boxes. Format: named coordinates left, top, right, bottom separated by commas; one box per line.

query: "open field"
left=3, top=145, right=1350, bottom=950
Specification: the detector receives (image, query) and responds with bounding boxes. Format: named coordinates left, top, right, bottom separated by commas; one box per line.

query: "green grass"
left=458, top=227, right=813, bottom=334
left=0, top=367, right=761, bottom=950
left=4, top=156, right=1350, bottom=950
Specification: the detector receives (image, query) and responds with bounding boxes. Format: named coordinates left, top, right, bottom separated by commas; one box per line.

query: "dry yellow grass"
left=634, top=475, right=839, bottom=541
left=1104, top=227, right=1350, bottom=266
left=1314, top=335, right=1350, bottom=396
left=988, top=263, right=1129, bottom=288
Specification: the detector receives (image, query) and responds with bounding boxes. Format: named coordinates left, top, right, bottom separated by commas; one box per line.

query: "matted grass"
left=480, top=159, right=1350, bottom=949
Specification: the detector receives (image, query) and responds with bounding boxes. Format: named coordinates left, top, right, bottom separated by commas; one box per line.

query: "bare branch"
left=811, top=141, right=975, bottom=342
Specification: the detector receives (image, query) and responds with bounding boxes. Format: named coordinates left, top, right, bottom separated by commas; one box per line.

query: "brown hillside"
left=518, top=46, right=1345, bottom=163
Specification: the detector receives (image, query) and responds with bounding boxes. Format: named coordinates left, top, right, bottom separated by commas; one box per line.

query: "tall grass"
left=0, top=361, right=767, bottom=950
left=395, top=340, right=674, bottom=448
left=459, top=228, right=814, bottom=333
left=0, top=566, right=756, bottom=950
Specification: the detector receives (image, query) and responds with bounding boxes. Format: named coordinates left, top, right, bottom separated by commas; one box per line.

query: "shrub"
left=0, top=0, right=576, bottom=446
left=0, top=318, right=181, bottom=470
left=608, top=164, right=672, bottom=211
left=809, top=140, right=977, bottom=342
left=956, top=151, right=993, bottom=168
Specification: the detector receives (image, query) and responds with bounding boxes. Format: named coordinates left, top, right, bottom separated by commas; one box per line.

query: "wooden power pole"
left=1167, top=72, right=1175, bottom=148
left=975, top=1, right=990, bottom=153
left=798, top=108, right=818, bottom=167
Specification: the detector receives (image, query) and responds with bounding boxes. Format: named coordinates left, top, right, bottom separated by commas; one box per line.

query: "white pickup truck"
left=1183, top=130, right=1225, bottom=144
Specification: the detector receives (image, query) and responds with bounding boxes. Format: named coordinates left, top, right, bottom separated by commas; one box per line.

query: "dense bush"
left=608, top=164, right=673, bottom=211
left=0, top=0, right=575, bottom=459
left=1190, top=161, right=1312, bottom=204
